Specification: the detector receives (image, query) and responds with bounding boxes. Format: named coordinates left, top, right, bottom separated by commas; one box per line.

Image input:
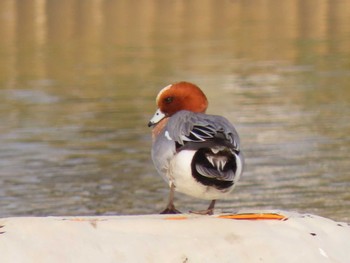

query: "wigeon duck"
left=148, top=82, right=244, bottom=214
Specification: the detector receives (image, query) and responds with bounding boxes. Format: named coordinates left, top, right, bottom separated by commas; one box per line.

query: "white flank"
left=169, top=150, right=234, bottom=200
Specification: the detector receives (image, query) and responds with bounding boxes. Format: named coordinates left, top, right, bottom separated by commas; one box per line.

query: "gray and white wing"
left=166, top=110, right=240, bottom=150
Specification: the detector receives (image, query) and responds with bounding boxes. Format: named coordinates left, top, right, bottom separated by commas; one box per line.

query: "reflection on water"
left=0, top=0, right=349, bottom=221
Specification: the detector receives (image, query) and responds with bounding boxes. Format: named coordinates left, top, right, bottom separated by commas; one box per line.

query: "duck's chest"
left=151, top=121, right=176, bottom=175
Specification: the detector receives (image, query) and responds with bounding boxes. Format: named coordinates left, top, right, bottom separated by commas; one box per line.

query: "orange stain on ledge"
left=164, top=216, right=189, bottom=220
left=218, top=213, right=287, bottom=221
left=164, top=213, right=287, bottom=221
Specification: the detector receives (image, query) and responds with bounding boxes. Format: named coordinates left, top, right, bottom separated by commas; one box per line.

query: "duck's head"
left=148, top=81, right=208, bottom=127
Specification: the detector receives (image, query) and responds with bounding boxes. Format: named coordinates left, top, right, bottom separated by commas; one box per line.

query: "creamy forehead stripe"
left=156, top=84, right=172, bottom=103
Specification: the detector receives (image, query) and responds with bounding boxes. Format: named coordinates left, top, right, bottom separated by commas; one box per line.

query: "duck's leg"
left=190, top=200, right=216, bottom=215
left=160, top=183, right=181, bottom=214
left=206, top=199, right=216, bottom=215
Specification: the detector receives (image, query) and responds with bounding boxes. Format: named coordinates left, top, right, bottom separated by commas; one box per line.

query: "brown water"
left=0, top=0, right=349, bottom=221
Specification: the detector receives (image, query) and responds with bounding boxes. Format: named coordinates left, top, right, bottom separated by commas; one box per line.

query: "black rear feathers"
left=191, top=147, right=238, bottom=190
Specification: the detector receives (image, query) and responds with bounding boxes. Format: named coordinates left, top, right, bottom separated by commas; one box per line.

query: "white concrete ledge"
left=0, top=211, right=349, bottom=262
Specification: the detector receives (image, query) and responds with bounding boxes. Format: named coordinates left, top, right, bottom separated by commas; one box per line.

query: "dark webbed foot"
left=160, top=204, right=182, bottom=214
left=189, top=200, right=216, bottom=215
left=160, top=183, right=181, bottom=214
left=189, top=209, right=214, bottom=215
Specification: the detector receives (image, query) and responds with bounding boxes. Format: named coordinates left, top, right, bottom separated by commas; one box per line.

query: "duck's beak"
left=148, top=108, right=166, bottom=127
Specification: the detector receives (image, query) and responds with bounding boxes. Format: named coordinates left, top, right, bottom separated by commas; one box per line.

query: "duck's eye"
left=164, top=97, right=174, bottom=104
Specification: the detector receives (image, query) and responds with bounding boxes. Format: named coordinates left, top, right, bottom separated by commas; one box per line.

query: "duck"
left=148, top=81, right=244, bottom=215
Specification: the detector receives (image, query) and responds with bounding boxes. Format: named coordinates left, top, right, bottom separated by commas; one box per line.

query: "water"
left=0, top=0, right=349, bottom=221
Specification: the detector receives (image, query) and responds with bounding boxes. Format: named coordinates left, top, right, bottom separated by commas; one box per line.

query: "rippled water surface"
left=0, top=0, right=349, bottom=221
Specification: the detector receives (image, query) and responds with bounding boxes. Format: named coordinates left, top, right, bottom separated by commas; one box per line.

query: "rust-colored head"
left=148, top=82, right=208, bottom=127
left=157, top=82, right=208, bottom=115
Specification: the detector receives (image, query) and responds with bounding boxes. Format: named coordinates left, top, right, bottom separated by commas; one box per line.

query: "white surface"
left=0, top=211, right=349, bottom=263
